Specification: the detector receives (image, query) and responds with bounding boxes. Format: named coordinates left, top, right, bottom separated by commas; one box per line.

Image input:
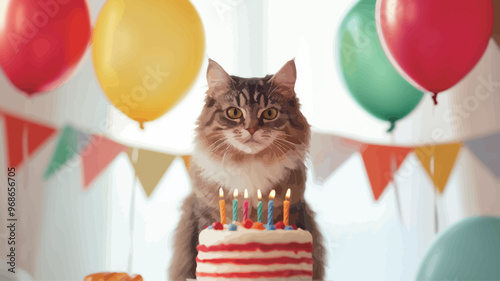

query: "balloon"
left=417, top=216, right=500, bottom=280
left=376, top=0, right=494, bottom=104
left=337, top=0, right=423, bottom=132
left=92, top=0, right=205, bottom=129
left=0, top=0, right=91, bottom=96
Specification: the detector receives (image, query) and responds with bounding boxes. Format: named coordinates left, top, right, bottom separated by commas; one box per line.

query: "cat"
left=168, top=59, right=326, bottom=281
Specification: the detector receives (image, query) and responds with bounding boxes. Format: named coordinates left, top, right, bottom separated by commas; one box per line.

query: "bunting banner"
left=361, top=145, right=413, bottom=200
left=81, top=135, right=127, bottom=189
left=41, top=125, right=190, bottom=192
left=309, top=130, right=500, bottom=202
left=126, top=148, right=176, bottom=197
left=0, top=111, right=57, bottom=168
left=414, top=143, right=462, bottom=193
left=465, top=132, right=500, bottom=178
left=44, top=126, right=91, bottom=179
left=310, top=133, right=362, bottom=184
left=1, top=111, right=497, bottom=201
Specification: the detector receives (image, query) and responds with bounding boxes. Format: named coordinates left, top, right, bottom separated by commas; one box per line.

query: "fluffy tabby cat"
left=169, top=59, right=326, bottom=280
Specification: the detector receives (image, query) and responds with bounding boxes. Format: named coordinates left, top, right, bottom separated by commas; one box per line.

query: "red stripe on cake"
left=196, top=242, right=313, bottom=253
left=196, top=256, right=313, bottom=265
left=196, top=269, right=313, bottom=278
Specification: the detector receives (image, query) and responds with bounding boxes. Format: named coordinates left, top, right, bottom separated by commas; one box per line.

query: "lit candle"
left=257, top=189, right=263, bottom=223
left=243, top=189, right=249, bottom=221
left=219, top=188, right=226, bottom=224
left=284, top=188, right=291, bottom=226
left=268, top=190, right=275, bottom=226
left=232, top=189, right=239, bottom=222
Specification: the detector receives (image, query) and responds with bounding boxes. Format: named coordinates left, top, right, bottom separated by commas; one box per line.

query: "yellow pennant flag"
left=182, top=155, right=192, bottom=171
left=126, top=148, right=176, bottom=197
left=414, top=143, right=462, bottom=193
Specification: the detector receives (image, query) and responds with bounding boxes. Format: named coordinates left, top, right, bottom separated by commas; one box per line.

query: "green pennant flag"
left=44, top=126, right=90, bottom=179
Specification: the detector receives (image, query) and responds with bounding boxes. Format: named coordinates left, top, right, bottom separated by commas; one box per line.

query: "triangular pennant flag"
left=3, top=114, right=24, bottom=167
left=361, top=145, right=413, bottom=200
left=44, top=126, right=91, bottom=179
left=81, top=135, right=127, bottom=189
left=465, top=132, right=500, bottom=178
left=415, top=143, right=462, bottom=193
left=2, top=113, right=56, bottom=168
left=27, top=118, right=57, bottom=156
left=182, top=155, right=192, bottom=171
left=127, top=148, right=176, bottom=197
left=310, top=132, right=363, bottom=184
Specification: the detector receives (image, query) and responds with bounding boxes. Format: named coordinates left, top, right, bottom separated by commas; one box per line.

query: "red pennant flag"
left=81, top=135, right=127, bottom=189
left=2, top=113, right=56, bottom=167
left=361, top=145, right=413, bottom=201
left=27, top=117, right=57, bottom=156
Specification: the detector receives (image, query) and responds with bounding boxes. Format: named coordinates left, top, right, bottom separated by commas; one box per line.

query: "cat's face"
left=196, top=59, right=309, bottom=162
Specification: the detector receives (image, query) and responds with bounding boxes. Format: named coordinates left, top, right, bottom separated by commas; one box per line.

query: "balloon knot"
left=387, top=120, right=396, bottom=133
left=432, top=92, right=438, bottom=105
left=139, top=122, right=145, bottom=130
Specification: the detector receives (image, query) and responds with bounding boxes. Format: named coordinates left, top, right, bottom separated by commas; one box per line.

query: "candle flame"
left=244, top=189, right=248, bottom=199
left=233, top=189, right=238, bottom=198
left=257, top=189, right=262, bottom=200
left=219, top=187, right=224, bottom=198
left=269, top=190, right=276, bottom=199
left=285, top=188, right=291, bottom=200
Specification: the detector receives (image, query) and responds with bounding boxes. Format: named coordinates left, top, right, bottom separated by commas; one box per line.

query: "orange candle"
left=219, top=188, right=226, bottom=224
left=284, top=188, right=291, bottom=226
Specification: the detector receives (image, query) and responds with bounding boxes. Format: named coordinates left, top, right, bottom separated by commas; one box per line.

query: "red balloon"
left=0, top=0, right=91, bottom=96
left=376, top=0, right=493, bottom=102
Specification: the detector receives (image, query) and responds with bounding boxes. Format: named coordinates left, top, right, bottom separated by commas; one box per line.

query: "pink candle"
left=243, top=189, right=249, bottom=221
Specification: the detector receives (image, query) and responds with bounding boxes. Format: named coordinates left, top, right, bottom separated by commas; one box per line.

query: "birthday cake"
left=195, top=221, right=313, bottom=280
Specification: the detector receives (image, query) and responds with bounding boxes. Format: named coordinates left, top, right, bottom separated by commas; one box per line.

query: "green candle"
left=257, top=189, right=263, bottom=223
left=232, top=189, right=238, bottom=222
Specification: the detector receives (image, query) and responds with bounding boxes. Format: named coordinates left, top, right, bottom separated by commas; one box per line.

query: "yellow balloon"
left=92, top=0, right=205, bottom=129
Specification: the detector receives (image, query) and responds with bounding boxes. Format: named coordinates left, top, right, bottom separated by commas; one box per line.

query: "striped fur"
left=169, top=60, right=326, bottom=281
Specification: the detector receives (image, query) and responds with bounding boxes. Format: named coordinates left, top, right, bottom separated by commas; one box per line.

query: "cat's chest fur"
left=192, top=145, right=302, bottom=196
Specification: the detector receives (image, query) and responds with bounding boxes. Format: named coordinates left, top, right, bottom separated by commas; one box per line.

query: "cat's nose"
left=247, top=128, right=255, bottom=135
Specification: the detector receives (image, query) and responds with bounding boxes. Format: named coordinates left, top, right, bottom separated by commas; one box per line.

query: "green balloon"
left=417, top=217, right=500, bottom=280
left=337, top=0, right=423, bottom=132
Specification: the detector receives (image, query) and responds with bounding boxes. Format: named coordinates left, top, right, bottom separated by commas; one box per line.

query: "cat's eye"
left=262, top=108, right=278, bottom=120
left=226, top=107, right=242, bottom=119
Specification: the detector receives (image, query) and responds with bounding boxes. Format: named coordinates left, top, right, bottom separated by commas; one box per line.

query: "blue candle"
left=267, top=190, right=276, bottom=227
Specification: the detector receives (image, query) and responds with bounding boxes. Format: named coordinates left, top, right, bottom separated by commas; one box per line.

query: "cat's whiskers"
left=221, top=143, right=234, bottom=166
left=278, top=133, right=305, bottom=145
left=206, top=137, right=227, bottom=151
left=275, top=139, right=296, bottom=151
left=209, top=139, right=229, bottom=154
left=204, top=133, right=225, bottom=144
left=271, top=141, right=288, bottom=156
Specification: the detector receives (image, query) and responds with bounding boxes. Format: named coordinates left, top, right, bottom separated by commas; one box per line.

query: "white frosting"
left=196, top=227, right=313, bottom=281
left=198, top=227, right=312, bottom=247
left=198, top=250, right=311, bottom=260
left=196, top=263, right=312, bottom=274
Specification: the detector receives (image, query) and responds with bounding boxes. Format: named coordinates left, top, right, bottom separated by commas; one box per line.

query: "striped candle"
left=268, top=190, right=275, bottom=226
left=257, top=189, right=263, bottom=223
left=232, top=189, right=239, bottom=222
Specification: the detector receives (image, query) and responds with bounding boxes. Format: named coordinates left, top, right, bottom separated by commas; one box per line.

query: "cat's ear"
left=207, top=59, right=233, bottom=95
left=269, top=59, right=296, bottom=95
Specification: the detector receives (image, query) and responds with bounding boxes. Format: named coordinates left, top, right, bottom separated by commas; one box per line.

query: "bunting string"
left=390, top=133, right=404, bottom=228
left=128, top=147, right=139, bottom=274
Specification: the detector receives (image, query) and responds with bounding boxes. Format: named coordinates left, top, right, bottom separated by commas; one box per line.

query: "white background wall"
left=0, top=0, right=499, bottom=280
